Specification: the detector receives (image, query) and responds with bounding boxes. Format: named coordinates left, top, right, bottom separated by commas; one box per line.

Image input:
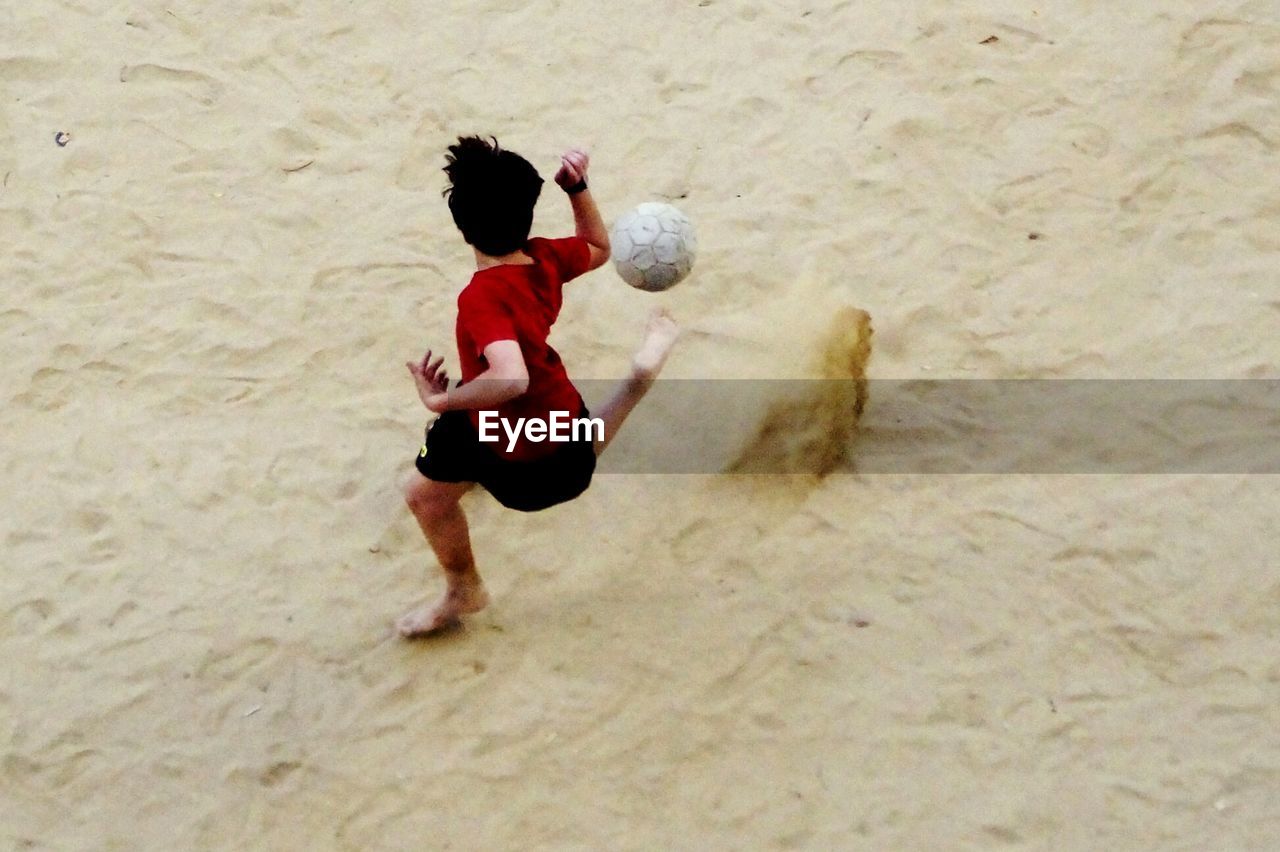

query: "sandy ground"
left=4, top=0, right=1280, bottom=848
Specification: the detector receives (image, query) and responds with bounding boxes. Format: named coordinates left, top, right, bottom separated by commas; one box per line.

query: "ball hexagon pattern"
left=609, top=202, right=696, bottom=292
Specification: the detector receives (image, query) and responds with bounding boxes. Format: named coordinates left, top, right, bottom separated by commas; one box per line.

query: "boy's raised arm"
left=555, top=147, right=610, bottom=270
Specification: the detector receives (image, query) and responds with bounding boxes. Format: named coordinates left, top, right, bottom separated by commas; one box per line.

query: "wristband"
left=565, top=178, right=588, bottom=195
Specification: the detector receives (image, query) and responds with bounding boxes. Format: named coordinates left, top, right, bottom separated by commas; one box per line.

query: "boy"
left=399, top=136, right=679, bottom=637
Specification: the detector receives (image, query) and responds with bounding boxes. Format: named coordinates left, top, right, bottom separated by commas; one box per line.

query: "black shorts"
left=414, top=407, right=597, bottom=512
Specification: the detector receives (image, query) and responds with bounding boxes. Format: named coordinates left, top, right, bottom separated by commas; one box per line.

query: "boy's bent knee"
left=403, top=474, right=467, bottom=520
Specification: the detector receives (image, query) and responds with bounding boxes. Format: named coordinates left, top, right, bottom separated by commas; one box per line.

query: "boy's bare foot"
left=397, top=579, right=490, bottom=638
left=631, top=308, right=680, bottom=384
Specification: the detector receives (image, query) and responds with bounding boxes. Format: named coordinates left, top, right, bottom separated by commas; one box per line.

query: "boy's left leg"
left=398, top=473, right=489, bottom=637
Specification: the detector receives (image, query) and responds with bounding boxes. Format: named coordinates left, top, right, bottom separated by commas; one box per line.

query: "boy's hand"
left=554, top=148, right=589, bottom=191
left=407, top=349, right=450, bottom=413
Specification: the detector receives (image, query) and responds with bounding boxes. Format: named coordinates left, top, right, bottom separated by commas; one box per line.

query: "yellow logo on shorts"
left=418, top=444, right=428, bottom=459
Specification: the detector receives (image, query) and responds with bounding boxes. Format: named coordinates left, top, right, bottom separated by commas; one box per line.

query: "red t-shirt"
left=455, top=236, right=592, bottom=460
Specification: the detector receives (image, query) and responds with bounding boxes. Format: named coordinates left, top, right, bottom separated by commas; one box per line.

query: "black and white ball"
left=609, top=202, right=697, bottom=292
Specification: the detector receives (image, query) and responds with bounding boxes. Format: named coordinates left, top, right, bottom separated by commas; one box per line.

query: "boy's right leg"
left=398, top=473, right=489, bottom=637
left=593, top=308, right=680, bottom=456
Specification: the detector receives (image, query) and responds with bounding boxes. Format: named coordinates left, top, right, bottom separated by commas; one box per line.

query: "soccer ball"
left=610, top=202, right=697, bottom=292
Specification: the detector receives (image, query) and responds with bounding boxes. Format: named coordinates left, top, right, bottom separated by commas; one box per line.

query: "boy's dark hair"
left=442, top=135, right=544, bottom=256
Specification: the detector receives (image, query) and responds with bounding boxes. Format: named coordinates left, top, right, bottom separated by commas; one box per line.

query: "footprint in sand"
left=119, top=63, right=225, bottom=106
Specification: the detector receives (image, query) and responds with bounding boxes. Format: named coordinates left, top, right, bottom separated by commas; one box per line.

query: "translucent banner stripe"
left=529, top=379, right=1280, bottom=474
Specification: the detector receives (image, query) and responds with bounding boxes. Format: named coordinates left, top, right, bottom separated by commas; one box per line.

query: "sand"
left=4, top=0, right=1280, bottom=848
